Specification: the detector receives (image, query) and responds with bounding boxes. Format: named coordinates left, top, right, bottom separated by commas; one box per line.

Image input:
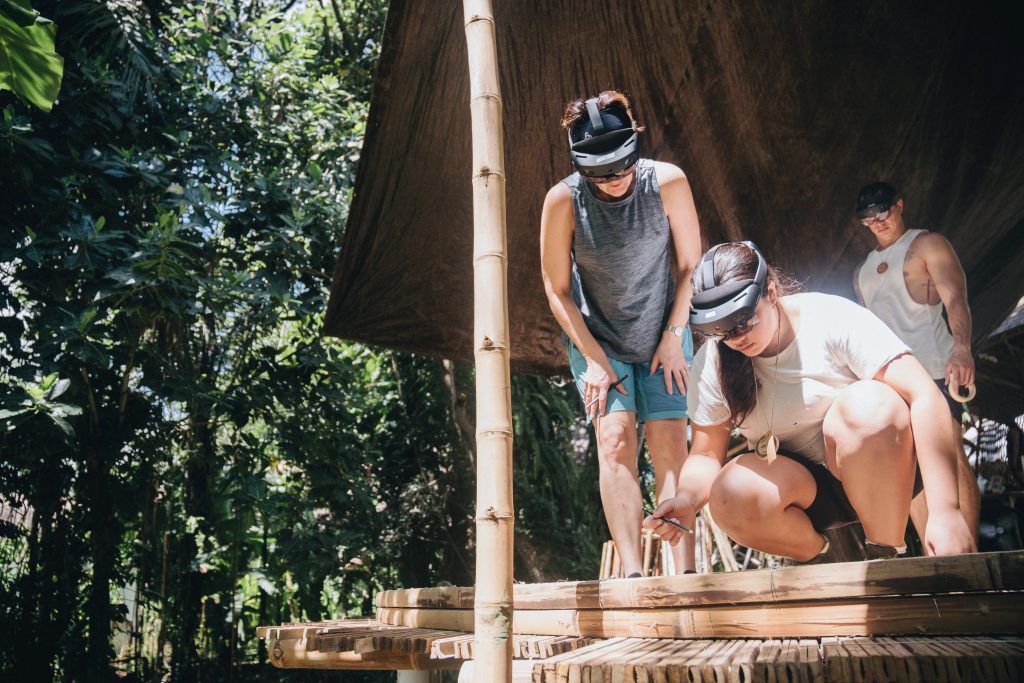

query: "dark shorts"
left=780, top=451, right=924, bottom=531
left=934, top=379, right=966, bottom=422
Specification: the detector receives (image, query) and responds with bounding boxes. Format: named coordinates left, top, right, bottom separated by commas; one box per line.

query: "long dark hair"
left=692, top=243, right=800, bottom=425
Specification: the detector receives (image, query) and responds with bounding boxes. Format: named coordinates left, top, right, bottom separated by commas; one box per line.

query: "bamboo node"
left=464, top=14, right=494, bottom=28
left=473, top=169, right=505, bottom=182
left=477, top=506, right=513, bottom=522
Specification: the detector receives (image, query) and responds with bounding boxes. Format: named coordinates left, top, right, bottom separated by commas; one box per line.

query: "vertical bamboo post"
left=463, top=2, right=513, bottom=682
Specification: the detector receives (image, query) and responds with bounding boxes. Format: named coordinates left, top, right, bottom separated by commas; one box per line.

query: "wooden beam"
left=258, top=620, right=369, bottom=641
left=265, top=637, right=461, bottom=670
left=377, top=593, right=1024, bottom=639
left=377, top=550, right=1024, bottom=610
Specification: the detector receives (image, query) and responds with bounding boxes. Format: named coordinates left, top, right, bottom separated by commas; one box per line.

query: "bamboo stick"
left=464, top=1, right=513, bottom=682
left=377, top=593, right=1024, bottom=639
left=699, top=508, right=714, bottom=572
left=641, top=529, right=653, bottom=577
left=376, top=549, right=1024, bottom=610
left=702, top=505, right=739, bottom=572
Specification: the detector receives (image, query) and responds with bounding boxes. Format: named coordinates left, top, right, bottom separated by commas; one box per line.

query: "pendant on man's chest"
left=755, top=433, right=779, bottom=463
left=876, top=262, right=889, bottom=274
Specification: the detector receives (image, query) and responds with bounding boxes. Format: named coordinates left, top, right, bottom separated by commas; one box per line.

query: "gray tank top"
left=562, top=158, right=675, bottom=363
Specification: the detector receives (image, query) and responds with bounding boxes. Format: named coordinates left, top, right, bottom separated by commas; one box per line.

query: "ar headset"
left=689, top=241, right=767, bottom=338
left=567, top=98, right=639, bottom=179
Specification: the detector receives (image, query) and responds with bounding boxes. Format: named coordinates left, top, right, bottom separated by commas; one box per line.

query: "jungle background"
left=0, top=1, right=611, bottom=680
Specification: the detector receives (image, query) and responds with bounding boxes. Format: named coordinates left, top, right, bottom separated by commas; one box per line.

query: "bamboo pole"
left=463, top=1, right=513, bottom=682
left=376, top=549, right=1024, bottom=610
left=377, top=593, right=1024, bottom=638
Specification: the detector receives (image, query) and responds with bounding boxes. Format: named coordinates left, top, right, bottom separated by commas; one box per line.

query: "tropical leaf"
left=0, top=6, right=63, bottom=111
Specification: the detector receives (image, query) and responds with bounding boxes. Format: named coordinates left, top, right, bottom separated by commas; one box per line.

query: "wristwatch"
left=665, top=323, right=685, bottom=337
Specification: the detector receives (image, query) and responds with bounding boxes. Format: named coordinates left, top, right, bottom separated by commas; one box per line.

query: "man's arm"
left=651, top=162, right=702, bottom=394
left=540, top=183, right=620, bottom=420
left=917, top=233, right=974, bottom=389
left=852, top=261, right=865, bottom=305
left=875, top=354, right=975, bottom=555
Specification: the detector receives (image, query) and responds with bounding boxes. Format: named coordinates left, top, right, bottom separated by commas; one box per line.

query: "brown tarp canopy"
left=324, top=1, right=1024, bottom=378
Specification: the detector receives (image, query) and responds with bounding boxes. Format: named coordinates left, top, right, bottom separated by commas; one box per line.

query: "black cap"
left=856, top=182, right=900, bottom=218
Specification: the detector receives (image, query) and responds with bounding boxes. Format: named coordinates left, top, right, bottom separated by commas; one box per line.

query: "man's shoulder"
left=909, top=229, right=954, bottom=253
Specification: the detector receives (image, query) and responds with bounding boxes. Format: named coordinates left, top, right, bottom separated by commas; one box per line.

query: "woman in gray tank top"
left=540, top=90, right=703, bottom=577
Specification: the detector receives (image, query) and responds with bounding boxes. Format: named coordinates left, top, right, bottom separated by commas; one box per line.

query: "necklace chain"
left=753, top=303, right=782, bottom=461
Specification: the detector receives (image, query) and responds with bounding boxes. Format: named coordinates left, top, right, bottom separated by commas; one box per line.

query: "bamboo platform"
left=258, top=550, right=1024, bottom=678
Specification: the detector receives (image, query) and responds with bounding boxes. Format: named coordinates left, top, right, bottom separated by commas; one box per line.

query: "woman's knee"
left=708, top=460, right=778, bottom=533
left=824, top=380, right=910, bottom=444
left=595, top=417, right=635, bottom=463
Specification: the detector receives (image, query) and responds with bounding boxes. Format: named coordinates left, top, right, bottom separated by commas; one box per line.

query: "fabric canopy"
left=324, top=0, right=1024, bottom=378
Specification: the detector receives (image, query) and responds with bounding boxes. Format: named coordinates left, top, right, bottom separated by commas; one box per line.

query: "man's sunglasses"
left=701, top=312, right=761, bottom=341
left=859, top=205, right=893, bottom=226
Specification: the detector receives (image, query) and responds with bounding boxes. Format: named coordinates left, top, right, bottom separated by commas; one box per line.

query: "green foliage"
left=0, top=0, right=63, bottom=111
left=0, top=1, right=606, bottom=681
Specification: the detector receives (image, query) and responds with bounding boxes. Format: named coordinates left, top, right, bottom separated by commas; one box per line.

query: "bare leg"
left=708, top=453, right=823, bottom=561
left=911, top=426, right=981, bottom=553
left=823, top=380, right=916, bottom=548
left=594, top=411, right=643, bottom=576
left=645, top=419, right=696, bottom=573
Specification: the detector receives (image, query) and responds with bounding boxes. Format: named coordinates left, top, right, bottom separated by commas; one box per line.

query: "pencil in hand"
left=585, top=375, right=629, bottom=409
left=643, top=506, right=692, bottom=534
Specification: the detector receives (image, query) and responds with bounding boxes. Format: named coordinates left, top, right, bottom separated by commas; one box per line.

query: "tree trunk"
left=85, top=445, right=117, bottom=682
left=172, top=448, right=211, bottom=683
left=441, top=360, right=478, bottom=587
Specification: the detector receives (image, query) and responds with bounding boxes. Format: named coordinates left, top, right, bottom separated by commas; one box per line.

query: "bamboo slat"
left=531, top=636, right=1024, bottom=683
left=377, top=549, right=1024, bottom=611
left=377, top=593, right=1024, bottom=639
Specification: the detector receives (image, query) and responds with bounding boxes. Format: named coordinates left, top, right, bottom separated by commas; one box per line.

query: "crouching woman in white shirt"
left=644, top=242, right=975, bottom=561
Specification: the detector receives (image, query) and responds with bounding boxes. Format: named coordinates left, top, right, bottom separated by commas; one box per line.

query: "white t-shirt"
left=688, top=293, right=911, bottom=464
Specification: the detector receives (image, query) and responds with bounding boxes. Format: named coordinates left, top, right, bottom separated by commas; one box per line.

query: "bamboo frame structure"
left=258, top=621, right=1024, bottom=680
left=463, top=1, right=514, bottom=681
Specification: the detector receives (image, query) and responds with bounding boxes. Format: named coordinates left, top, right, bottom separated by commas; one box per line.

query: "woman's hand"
left=925, top=508, right=976, bottom=556
left=651, top=332, right=689, bottom=395
left=583, top=359, right=626, bottom=421
left=642, top=497, right=696, bottom=546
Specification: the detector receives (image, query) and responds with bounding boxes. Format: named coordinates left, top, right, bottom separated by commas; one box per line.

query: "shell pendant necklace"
left=754, top=303, right=783, bottom=463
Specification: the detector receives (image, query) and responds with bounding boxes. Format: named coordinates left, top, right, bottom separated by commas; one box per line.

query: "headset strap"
left=699, top=244, right=721, bottom=290
left=699, top=241, right=766, bottom=290
left=585, top=97, right=604, bottom=135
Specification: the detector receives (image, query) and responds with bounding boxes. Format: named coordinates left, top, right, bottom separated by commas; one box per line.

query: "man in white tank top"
left=852, top=181, right=980, bottom=549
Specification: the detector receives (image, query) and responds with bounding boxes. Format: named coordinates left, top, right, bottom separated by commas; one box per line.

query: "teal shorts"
left=567, top=327, right=694, bottom=424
